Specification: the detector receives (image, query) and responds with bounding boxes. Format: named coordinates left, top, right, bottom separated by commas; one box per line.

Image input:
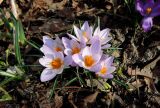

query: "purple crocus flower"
left=91, top=56, right=116, bottom=79
left=62, top=37, right=84, bottom=66
left=72, top=39, right=102, bottom=70
left=136, top=0, right=160, bottom=32
left=40, top=36, right=64, bottom=55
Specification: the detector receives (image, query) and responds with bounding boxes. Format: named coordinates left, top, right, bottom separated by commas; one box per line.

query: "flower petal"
left=39, top=56, right=53, bottom=68
left=82, top=47, right=91, bottom=58
left=150, top=3, right=160, bottom=17
left=135, top=0, right=144, bottom=15
left=43, top=36, right=55, bottom=48
left=64, top=55, right=73, bottom=66
left=81, top=21, right=89, bottom=30
left=102, top=44, right=111, bottom=49
left=108, top=67, right=116, bottom=73
left=105, top=56, right=114, bottom=66
left=105, top=74, right=113, bottom=79
left=72, top=54, right=83, bottom=67
left=73, top=25, right=83, bottom=42
left=40, top=45, right=55, bottom=55
left=91, top=39, right=101, bottom=54
left=62, top=37, right=71, bottom=49
left=40, top=68, right=57, bottom=82
left=142, top=17, right=153, bottom=32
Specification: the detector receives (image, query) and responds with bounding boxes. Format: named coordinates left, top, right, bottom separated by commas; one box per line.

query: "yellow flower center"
left=55, top=47, right=62, bottom=52
left=72, top=47, right=80, bottom=55
left=84, top=55, right=95, bottom=67
left=146, top=7, right=152, bottom=14
left=100, top=67, right=107, bottom=75
left=51, top=58, right=63, bottom=69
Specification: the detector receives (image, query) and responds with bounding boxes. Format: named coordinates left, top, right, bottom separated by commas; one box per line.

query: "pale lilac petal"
left=72, top=54, right=83, bottom=67
left=53, top=52, right=64, bottom=61
left=55, top=66, right=64, bottom=74
left=40, top=45, right=54, bottom=55
left=81, top=21, right=89, bottom=30
left=43, top=36, right=55, bottom=48
left=108, top=67, right=116, bottom=73
left=64, top=48, right=72, bottom=55
left=40, top=68, right=57, bottom=82
left=89, top=63, right=101, bottom=72
left=82, top=47, right=91, bottom=58
left=105, top=56, right=114, bottom=66
left=102, top=44, right=111, bottom=49
left=91, top=39, right=101, bottom=54
left=93, top=26, right=100, bottom=36
left=55, top=36, right=62, bottom=45
left=105, top=74, right=113, bottom=79
left=39, top=56, right=53, bottom=68
left=101, top=36, right=112, bottom=45
left=73, top=25, right=83, bottom=41
left=100, top=28, right=110, bottom=37
left=100, top=54, right=109, bottom=61
left=62, top=37, right=71, bottom=49
left=142, top=17, right=153, bottom=32
left=64, top=55, right=73, bottom=66
left=67, top=33, right=79, bottom=41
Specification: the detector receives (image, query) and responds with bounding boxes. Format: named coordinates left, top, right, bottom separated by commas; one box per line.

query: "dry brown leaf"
left=127, top=56, right=160, bottom=79
left=68, top=93, right=77, bottom=108
left=54, top=93, right=63, bottom=108
left=83, top=91, right=99, bottom=107
left=48, top=0, right=67, bottom=10
left=127, top=79, right=144, bottom=91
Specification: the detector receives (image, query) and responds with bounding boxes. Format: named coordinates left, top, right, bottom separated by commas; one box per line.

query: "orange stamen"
left=72, top=47, right=80, bottom=54
left=84, top=55, right=95, bottom=67
left=51, top=58, right=63, bottom=69
left=146, top=7, right=152, bottom=14
left=100, top=67, right=107, bottom=75
left=55, top=47, right=62, bottom=52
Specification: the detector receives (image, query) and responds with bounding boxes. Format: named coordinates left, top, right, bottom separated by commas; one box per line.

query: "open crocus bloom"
left=68, top=21, right=93, bottom=45
left=39, top=52, right=65, bottom=82
left=94, top=56, right=116, bottom=79
left=62, top=37, right=83, bottom=66
left=72, top=39, right=102, bottom=70
left=92, top=26, right=112, bottom=49
left=40, top=36, right=64, bottom=55
left=136, top=0, right=160, bottom=31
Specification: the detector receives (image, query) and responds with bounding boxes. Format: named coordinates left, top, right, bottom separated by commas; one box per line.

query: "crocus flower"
left=68, top=21, right=93, bottom=45
left=92, top=26, right=112, bottom=49
left=93, top=56, right=116, bottom=79
left=136, top=0, right=160, bottom=31
left=62, top=37, right=84, bottom=66
left=72, top=39, right=102, bottom=70
left=40, top=36, right=64, bottom=55
left=39, top=51, right=65, bottom=82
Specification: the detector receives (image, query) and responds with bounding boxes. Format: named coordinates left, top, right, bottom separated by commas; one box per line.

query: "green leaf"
left=0, top=87, right=12, bottom=102
left=18, top=20, right=26, bottom=45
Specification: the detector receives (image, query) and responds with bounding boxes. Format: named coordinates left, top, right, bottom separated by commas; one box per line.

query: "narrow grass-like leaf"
left=26, top=40, right=40, bottom=51
left=49, top=76, right=58, bottom=99
left=0, top=70, right=17, bottom=78
left=14, top=20, right=23, bottom=65
left=112, top=78, right=129, bottom=89
left=0, top=87, right=12, bottom=101
left=18, top=20, right=26, bottom=45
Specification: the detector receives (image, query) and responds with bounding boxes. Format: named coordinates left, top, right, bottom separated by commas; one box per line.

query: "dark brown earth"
left=0, top=0, right=160, bottom=108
